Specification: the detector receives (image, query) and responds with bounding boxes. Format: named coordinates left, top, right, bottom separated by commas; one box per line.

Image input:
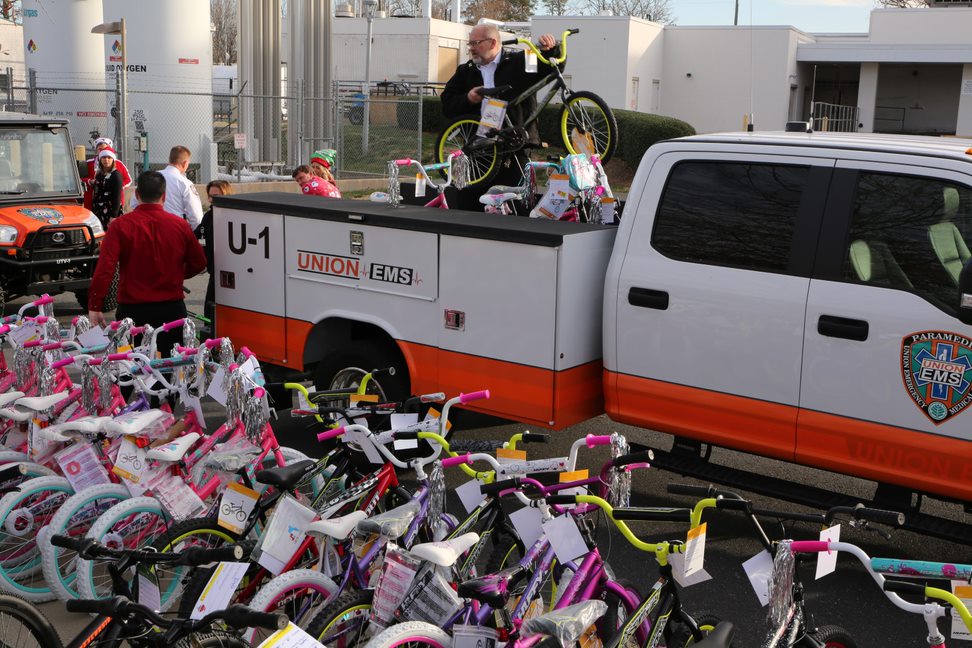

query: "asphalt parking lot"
left=7, top=274, right=972, bottom=647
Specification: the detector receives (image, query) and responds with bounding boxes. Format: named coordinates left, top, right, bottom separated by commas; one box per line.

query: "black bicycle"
left=436, top=28, right=618, bottom=188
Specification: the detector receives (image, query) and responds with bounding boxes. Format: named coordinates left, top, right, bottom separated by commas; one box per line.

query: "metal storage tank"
left=101, top=0, right=214, bottom=181
left=21, top=0, right=108, bottom=151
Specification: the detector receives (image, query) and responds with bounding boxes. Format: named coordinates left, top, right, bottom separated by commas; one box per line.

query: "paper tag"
left=295, top=386, right=316, bottom=411
left=542, top=514, right=588, bottom=564
left=669, top=551, right=712, bottom=587
left=815, top=525, right=840, bottom=580
left=414, top=174, right=426, bottom=198
left=190, top=561, right=250, bottom=620
left=477, top=98, right=507, bottom=137
left=456, top=478, right=487, bottom=514
left=349, top=394, right=379, bottom=404
left=344, top=427, right=383, bottom=464
left=111, top=436, right=147, bottom=484
left=952, top=582, right=972, bottom=640
left=184, top=394, right=206, bottom=429
left=78, top=326, right=110, bottom=348
left=496, top=447, right=526, bottom=464
left=510, top=506, right=545, bottom=550
left=371, top=544, right=420, bottom=626
left=152, top=472, right=205, bottom=521
left=256, top=622, right=322, bottom=648
left=257, top=496, right=317, bottom=574
left=390, top=413, right=419, bottom=432
left=207, top=367, right=228, bottom=406
left=682, top=523, right=706, bottom=578
left=525, top=51, right=538, bottom=73
left=601, top=197, right=616, bottom=225
left=240, top=357, right=259, bottom=380
left=29, top=419, right=57, bottom=461
left=10, top=323, right=41, bottom=346
left=55, top=442, right=112, bottom=492
left=218, top=482, right=260, bottom=534
left=137, top=563, right=162, bottom=611
left=743, top=549, right=775, bottom=606
left=424, top=408, right=452, bottom=433
left=454, top=625, right=499, bottom=648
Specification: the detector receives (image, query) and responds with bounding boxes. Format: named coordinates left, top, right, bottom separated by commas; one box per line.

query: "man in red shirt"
left=87, top=171, right=206, bottom=355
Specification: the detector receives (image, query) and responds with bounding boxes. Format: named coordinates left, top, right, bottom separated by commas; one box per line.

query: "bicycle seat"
left=104, top=409, right=169, bottom=438
left=0, top=407, right=31, bottom=422
left=486, top=185, right=525, bottom=195
left=306, top=510, right=368, bottom=541
left=480, top=193, right=521, bottom=207
left=690, top=622, right=735, bottom=648
left=458, top=564, right=527, bottom=608
left=145, top=432, right=201, bottom=462
left=478, top=85, right=513, bottom=98
left=14, top=391, right=71, bottom=413
left=254, top=459, right=316, bottom=492
left=0, top=391, right=25, bottom=408
left=42, top=416, right=113, bottom=441
left=409, top=532, right=479, bottom=568
left=356, top=499, right=422, bottom=539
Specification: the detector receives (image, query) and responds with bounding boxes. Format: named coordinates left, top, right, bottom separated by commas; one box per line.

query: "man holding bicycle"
left=442, top=24, right=561, bottom=144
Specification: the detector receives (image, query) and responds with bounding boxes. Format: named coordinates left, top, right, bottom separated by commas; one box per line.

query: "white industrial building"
left=316, top=6, right=972, bottom=136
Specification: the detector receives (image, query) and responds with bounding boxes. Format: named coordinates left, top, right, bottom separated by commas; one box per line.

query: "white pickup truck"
left=213, top=131, right=972, bottom=531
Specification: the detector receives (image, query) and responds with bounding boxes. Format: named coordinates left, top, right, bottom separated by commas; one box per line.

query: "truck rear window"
left=652, top=161, right=809, bottom=273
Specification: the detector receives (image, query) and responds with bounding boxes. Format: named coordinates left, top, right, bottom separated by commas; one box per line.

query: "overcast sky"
left=669, top=0, right=874, bottom=33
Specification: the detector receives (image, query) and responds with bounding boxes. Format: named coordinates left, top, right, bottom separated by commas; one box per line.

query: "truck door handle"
left=818, top=315, right=869, bottom=342
left=628, top=287, right=669, bottom=310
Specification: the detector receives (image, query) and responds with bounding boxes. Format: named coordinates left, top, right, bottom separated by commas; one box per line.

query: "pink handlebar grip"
left=107, top=352, right=131, bottom=361
left=162, top=318, right=185, bottom=332
left=88, top=358, right=104, bottom=366
left=460, top=390, right=490, bottom=404
left=0, top=325, right=9, bottom=335
left=109, top=320, right=122, bottom=330
left=585, top=434, right=613, bottom=448
left=51, top=358, right=74, bottom=369
left=32, top=295, right=54, bottom=307
left=394, top=158, right=414, bottom=166
left=239, top=346, right=255, bottom=359
left=789, top=541, right=830, bottom=553
left=204, top=337, right=225, bottom=348
left=34, top=316, right=49, bottom=324
left=253, top=387, right=265, bottom=399
left=42, top=342, right=64, bottom=351
left=442, top=454, right=473, bottom=468
left=130, top=326, right=146, bottom=336
left=317, top=427, right=346, bottom=443
left=22, top=340, right=42, bottom=348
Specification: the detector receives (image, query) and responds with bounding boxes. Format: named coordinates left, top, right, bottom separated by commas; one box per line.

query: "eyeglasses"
left=467, top=38, right=493, bottom=47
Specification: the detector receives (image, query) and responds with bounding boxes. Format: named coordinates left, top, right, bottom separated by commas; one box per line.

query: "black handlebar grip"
left=854, top=505, right=905, bottom=527
left=502, top=38, right=518, bottom=45
left=568, top=28, right=580, bottom=35
left=395, top=431, right=420, bottom=440
left=479, top=478, right=520, bottom=497
left=612, top=507, right=692, bottom=522
left=547, top=494, right=578, bottom=506
left=883, top=580, right=926, bottom=595
left=667, top=483, right=716, bottom=497
left=715, top=497, right=751, bottom=511
left=50, top=534, right=86, bottom=551
left=521, top=432, right=549, bottom=444
left=219, top=605, right=289, bottom=631
left=179, top=544, right=245, bottom=566
left=371, top=367, right=396, bottom=378
left=613, top=449, right=654, bottom=468
left=66, top=596, right=124, bottom=616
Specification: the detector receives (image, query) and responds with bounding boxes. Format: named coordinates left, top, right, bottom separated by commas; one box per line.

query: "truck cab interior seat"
left=848, top=239, right=913, bottom=289
left=928, top=187, right=970, bottom=285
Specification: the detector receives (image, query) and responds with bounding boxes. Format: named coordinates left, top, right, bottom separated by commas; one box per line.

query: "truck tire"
left=314, top=342, right=410, bottom=403
left=75, top=266, right=118, bottom=312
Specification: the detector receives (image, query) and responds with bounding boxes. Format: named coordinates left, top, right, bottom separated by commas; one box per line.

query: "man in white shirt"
left=152, top=145, right=204, bottom=232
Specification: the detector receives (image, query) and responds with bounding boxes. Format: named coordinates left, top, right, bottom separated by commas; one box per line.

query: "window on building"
left=652, top=161, right=810, bottom=273
left=842, top=171, right=972, bottom=313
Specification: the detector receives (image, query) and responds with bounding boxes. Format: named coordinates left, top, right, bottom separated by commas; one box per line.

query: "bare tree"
left=212, top=0, right=238, bottom=65
left=875, top=0, right=931, bottom=6
left=577, top=0, right=674, bottom=22
left=463, top=0, right=533, bottom=22
left=542, top=0, right=571, bottom=15
left=0, top=1, right=19, bottom=23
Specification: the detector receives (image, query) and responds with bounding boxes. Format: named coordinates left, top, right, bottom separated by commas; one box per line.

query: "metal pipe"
left=119, top=17, right=128, bottom=165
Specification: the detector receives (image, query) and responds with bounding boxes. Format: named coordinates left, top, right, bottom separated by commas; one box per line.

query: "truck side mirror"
left=959, top=258, right=972, bottom=325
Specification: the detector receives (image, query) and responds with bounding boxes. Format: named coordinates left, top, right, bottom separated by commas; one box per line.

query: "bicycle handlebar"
left=65, top=596, right=287, bottom=632
left=511, top=29, right=578, bottom=67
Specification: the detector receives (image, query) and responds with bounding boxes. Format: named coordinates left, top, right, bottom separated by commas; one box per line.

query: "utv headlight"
left=83, top=214, right=104, bottom=236
left=0, top=225, right=16, bottom=244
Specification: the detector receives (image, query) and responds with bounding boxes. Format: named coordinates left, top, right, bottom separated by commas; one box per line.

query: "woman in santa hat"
left=91, top=148, right=123, bottom=228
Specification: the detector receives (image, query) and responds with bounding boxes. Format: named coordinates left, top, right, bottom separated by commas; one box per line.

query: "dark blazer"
left=440, top=46, right=563, bottom=125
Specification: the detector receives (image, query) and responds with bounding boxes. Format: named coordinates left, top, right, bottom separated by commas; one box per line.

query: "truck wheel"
left=75, top=267, right=119, bottom=313
left=314, top=342, right=410, bottom=403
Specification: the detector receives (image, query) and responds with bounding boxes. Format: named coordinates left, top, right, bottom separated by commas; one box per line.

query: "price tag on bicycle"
left=414, top=173, right=426, bottom=198
left=478, top=98, right=507, bottom=137
left=525, top=51, right=538, bottom=73
left=112, top=436, right=148, bottom=484
left=218, top=481, right=259, bottom=534
left=256, top=494, right=317, bottom=575
left=77, top=325, right=110, bottom=348
left=136, top=563, right=162, bottom=612
left=256, top=622, right=321, bottom=648
left=55, top=442, right=111, bottom=492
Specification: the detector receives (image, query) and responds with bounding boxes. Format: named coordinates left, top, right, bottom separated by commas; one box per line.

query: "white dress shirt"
left=477, top=49, right=502, bottom=89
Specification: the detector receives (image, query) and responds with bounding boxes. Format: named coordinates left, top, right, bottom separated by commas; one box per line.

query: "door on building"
left=437, top=47, right=459, bottom=83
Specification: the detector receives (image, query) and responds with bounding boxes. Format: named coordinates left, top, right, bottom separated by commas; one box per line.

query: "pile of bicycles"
left=3, top=295, right=972, bottom=648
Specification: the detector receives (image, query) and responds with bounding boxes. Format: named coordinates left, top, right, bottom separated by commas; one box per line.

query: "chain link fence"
left=3, top=71, right=437, bottom=184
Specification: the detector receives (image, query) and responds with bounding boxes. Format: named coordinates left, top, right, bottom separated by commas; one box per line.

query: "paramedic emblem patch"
left=901, top=331, right=972, bottom=424
left=17, top=207, right=63, bottom=225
